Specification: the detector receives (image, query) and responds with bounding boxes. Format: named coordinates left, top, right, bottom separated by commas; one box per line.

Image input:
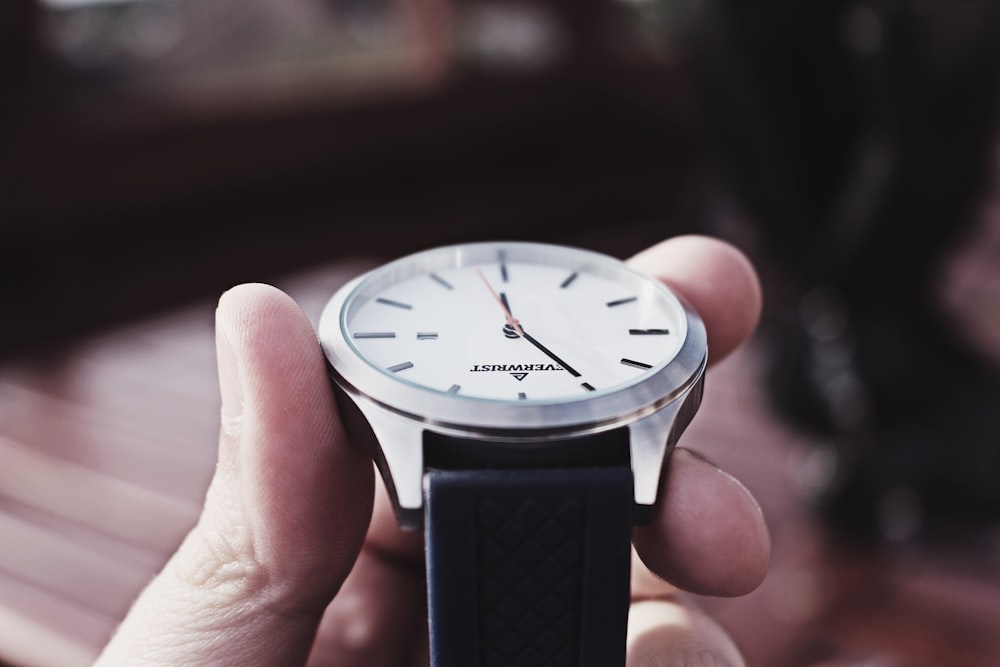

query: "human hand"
left=95, top=235, right=768, bottom=667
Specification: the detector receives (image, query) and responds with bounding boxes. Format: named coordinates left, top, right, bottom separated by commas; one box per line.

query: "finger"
left=307, top=473, right=428, bottom=666
left=630, top=548, right=678, bottom=602
left=627, top=235, right=762, bottom=367
left=627, top=600, right=744, bottom=667
left=629, top=555, right=743, bottom=667
left=96, top=284, right=375, bottom=666
left=308, top=547, right=428, bottom=667
left=633, top=448, right=770, bottom=597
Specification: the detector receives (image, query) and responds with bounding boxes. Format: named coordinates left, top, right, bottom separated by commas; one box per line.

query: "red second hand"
left=476, top=269, right=524, bottom=336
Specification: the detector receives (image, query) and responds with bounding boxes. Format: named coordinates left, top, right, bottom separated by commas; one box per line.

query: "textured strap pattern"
left=425, top=467, right=633, bottom=667
left=478, top=494, right=584, bottom=666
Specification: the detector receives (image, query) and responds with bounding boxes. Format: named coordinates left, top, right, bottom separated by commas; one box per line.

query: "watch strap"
left=424, top=466, right=633, bottom=667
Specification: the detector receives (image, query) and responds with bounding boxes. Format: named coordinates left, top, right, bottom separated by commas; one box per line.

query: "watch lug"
left=628, top=375, right=705, bottom=510
left=341, top=394, right=426, bottom=530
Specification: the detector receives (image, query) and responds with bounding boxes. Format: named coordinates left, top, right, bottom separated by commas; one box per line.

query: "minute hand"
left=520, top=328, right=582, bottom=378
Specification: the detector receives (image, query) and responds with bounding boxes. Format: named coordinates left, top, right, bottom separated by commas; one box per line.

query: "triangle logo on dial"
left=510, top=372, right=528, bottom=382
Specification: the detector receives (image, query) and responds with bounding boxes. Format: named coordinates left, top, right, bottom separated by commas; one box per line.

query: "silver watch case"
left=318, top=242, right=708, bottom=529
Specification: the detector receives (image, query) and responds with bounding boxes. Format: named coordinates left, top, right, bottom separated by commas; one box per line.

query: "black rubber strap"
left=424, top=466, right=633, bottom=667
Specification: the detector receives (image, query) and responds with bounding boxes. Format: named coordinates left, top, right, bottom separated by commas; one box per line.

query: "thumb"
left=96, top=284, right=375, bottom=666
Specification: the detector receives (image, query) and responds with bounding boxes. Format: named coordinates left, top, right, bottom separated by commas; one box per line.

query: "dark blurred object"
left=674, top=0, right=1000, bottom=542
left=0, top=0, right=701, bottom=360
left=0, top=0, right=40, bottom=113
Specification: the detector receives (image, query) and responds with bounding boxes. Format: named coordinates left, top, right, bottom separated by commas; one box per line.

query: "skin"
left=95, top=235, right=769, bottom=667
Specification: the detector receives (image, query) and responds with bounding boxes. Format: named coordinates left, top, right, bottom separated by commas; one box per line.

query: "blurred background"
left=2, top=0, right=1000, bottom=665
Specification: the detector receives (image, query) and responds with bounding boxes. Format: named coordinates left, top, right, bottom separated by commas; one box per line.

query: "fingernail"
left=216, top=304, right=244, bottom=431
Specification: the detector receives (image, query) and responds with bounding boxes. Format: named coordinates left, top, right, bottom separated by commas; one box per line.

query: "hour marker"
left=518, top=392, right=526, bottom=400
left=620, top=358, right=653, bottom=370
left=629, top=328, right=670, bottom=335
left=581, top=382, right=596, bottom=392
left=430, top=273, right=453, bottom=290
left=499, top=251, right=508, bottom=283
left=607, top=296, right=638, bottom=308
left=388, top=361, right=414, bottom=373
left=560, top=272, right=579, bottom=289
left=448, top=384, right=461, bottom=393
left=417, top=332, right=439, bottom=340
left=353, top=331, right=396, bottom=339
left=376, top=297, right=412, bottom=310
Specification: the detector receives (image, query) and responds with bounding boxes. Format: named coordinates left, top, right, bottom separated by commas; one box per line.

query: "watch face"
left=320, top=242, right=706, bottom=433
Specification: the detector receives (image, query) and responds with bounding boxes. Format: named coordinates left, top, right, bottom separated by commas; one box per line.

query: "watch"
left=318, top=241, right=707, bottom=667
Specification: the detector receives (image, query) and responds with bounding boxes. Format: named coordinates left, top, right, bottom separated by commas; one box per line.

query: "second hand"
left=476, top=269, right=523, bottom=335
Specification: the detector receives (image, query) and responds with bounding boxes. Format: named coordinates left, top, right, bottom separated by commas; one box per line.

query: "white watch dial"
left=340, top=244, right=688, bottom=403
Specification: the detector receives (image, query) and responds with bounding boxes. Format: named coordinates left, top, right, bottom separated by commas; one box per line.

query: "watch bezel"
left=318, top=241, right=707, bottom=441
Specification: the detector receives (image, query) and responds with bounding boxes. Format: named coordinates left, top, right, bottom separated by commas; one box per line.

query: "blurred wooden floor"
left=1, top=246, right=999, bottom=666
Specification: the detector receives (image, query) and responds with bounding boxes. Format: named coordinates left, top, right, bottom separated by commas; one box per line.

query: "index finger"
left=627, top=235, right=762, bottom=367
